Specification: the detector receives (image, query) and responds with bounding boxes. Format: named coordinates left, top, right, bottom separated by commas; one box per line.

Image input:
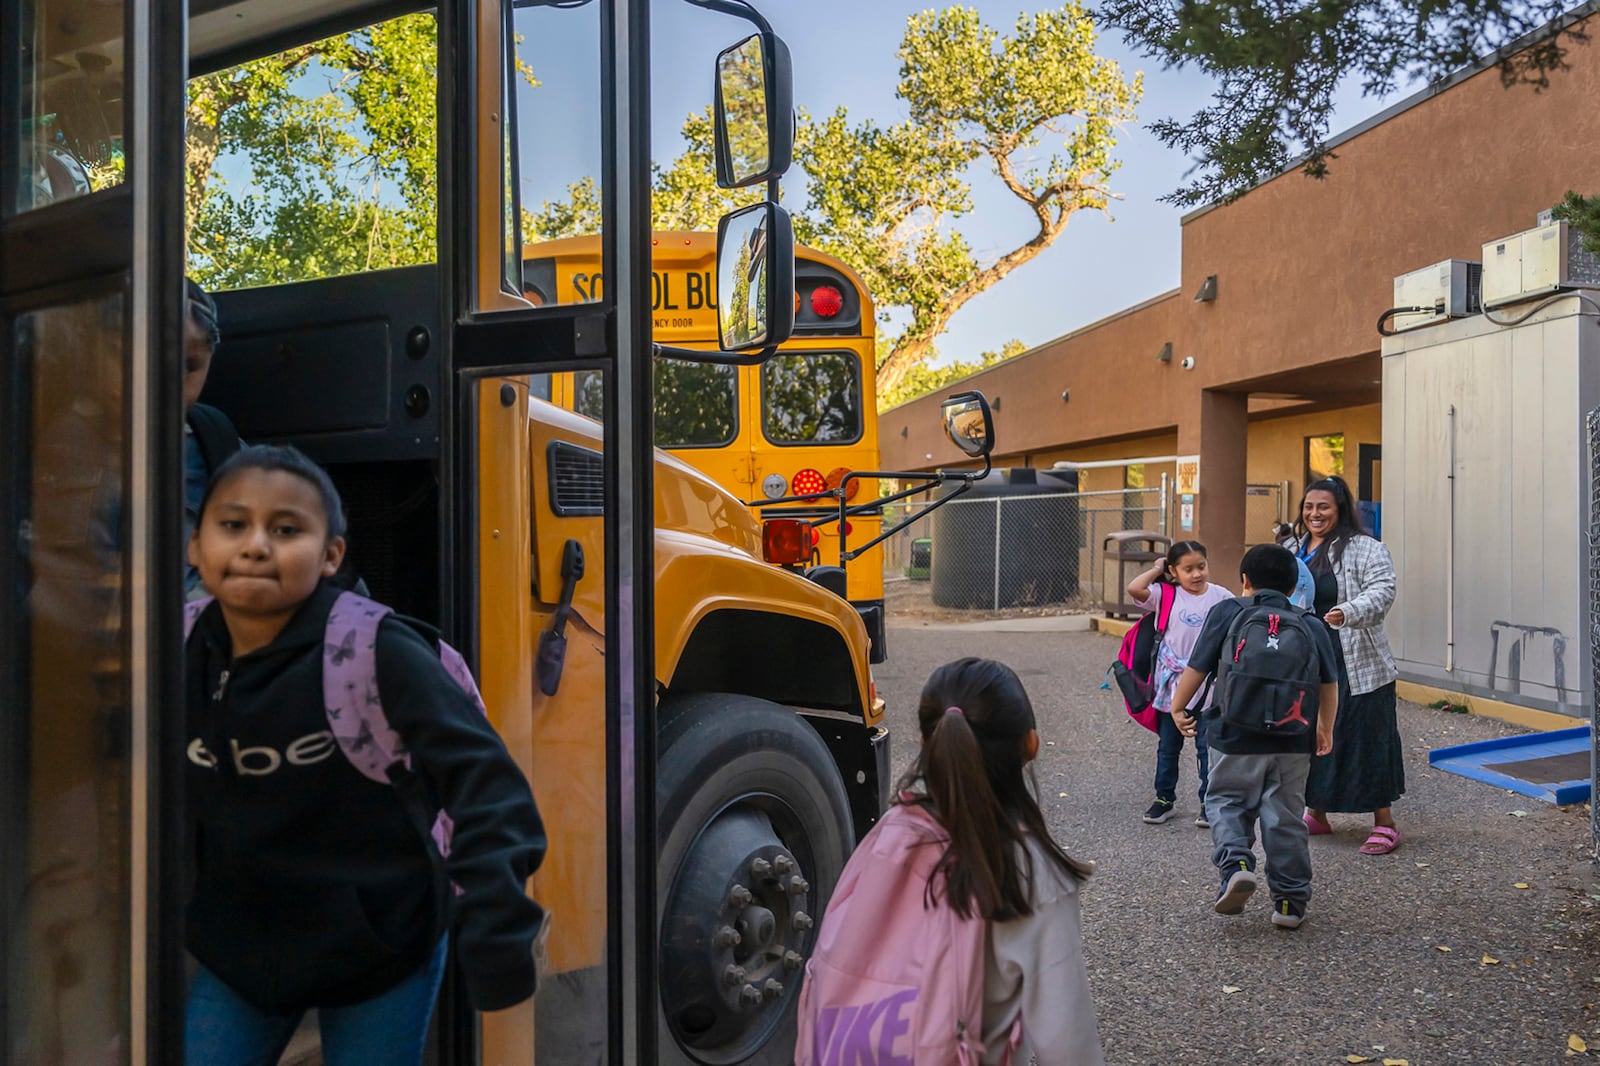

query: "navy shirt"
left=1189, top=590, right=1340, bottom=755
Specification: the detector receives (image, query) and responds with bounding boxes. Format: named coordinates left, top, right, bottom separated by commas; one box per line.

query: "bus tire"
left=656, top=693, right=854, bottom=1066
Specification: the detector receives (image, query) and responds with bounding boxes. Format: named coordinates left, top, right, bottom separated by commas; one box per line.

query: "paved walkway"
left=875, top=622, right=1600, bottom=1066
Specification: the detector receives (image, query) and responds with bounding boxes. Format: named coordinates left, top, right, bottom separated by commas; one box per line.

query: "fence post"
left=992, top=496, right=1003, bottom=610
left=1159, top=472, right=1170, bottom=538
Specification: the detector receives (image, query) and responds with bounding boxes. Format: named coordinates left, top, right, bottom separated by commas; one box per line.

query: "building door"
left=1359, top=443, right=1383, bottom=538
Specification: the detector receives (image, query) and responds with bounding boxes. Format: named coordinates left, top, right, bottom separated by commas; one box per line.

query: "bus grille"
left=548, top=441, right=605, bottom=516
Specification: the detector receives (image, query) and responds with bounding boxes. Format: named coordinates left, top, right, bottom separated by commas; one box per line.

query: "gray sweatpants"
left=1204, top=751, right=1313, bottom=904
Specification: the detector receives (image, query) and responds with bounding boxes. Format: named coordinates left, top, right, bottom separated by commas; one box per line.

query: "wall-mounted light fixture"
left=1193, top=275, right=1218, bottom=302
left=1156, top=341, right=1172, bottom=363
left=1061, top=389, right=1070, bottom=403
left=900, top=425, right=908, bottom=438
left=991, top=396, right=1001, bottom=411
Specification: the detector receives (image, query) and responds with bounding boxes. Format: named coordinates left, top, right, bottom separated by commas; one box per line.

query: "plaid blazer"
left=1283, top=533, right=1399, bottom=696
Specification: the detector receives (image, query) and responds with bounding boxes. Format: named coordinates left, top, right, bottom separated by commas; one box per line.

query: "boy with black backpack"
left=1170, top=545, right=1339, bottom=930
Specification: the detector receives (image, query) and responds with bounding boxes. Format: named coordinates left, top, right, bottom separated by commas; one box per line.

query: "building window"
left=1306, top=434, right=1345, bottom=484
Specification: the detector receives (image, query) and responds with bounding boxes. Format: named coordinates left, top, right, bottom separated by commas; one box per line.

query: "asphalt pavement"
left=874, top=619, right=1600, bottom=1066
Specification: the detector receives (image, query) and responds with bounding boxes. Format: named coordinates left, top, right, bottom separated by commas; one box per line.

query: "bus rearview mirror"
left=941, top=392, right=995, bottom=458
left=715, top=201, right=795, bottom=352
left=713, top=32, right=793, bottom=189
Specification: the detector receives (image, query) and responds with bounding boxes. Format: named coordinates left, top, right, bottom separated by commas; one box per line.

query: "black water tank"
left=929, top=467, right=1080, bottom=609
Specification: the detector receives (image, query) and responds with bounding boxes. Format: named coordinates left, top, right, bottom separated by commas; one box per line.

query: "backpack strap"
left=183, top=595, right=213, bottom=641
left=323, top=590, right=409, bottom=785
left=1154, top=580, right=1177, bottom=635
left=186, top=402, right=241, bottom=475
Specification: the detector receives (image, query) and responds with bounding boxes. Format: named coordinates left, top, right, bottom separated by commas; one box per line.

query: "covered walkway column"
left=1178, top=388, right=1248, bottom=584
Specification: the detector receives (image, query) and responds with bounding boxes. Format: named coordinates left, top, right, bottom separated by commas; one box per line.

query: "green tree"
left=1098, top=0, right=1590, bottom=210
left=186, top=14, right=441, bottom=288
left=879, top=338, right=1028, bottom=409
left=528, top=4, right=1140, bottom=405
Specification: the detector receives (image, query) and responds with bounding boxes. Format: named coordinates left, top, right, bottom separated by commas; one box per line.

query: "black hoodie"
left=186, top=581, right=546, bottom=1013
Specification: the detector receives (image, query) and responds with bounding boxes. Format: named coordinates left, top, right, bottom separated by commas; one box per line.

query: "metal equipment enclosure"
left=1382, top=294, right=1600, bottom=717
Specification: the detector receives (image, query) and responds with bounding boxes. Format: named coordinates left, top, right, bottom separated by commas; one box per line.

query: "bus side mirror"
left=941, top=392, right=995, bottom=458
left=715, top=201, right=795, bottom=351
left=713, top=31, right=793, bottom=189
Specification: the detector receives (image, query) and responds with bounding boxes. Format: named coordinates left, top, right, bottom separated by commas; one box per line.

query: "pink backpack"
left=795, top=801, right=1020, bottom=1066
left=1107, top=582, right=1174, bottom=733
left=184, top=590, right=486, bottom=859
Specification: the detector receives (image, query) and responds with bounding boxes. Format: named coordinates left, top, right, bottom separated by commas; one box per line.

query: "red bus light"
left=810, top=284, right=844, bottom=318
left=763, top=519, right=813, bottom=565
left=791, top=468, right=827, bottom=499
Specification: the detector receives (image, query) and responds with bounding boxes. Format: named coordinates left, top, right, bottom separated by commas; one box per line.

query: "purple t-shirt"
left=1133, top=581, right=1236, bottom=712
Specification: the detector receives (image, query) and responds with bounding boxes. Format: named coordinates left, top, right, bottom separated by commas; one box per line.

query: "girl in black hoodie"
left=183, top=445, right=546, bottom=1065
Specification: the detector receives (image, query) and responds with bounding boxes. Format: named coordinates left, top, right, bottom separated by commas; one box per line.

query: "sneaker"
left=1213, top=860, right=1258, bottom=915
left=1271, top=898, right=1307, bottom=930
left=1143, top=799, right=1175, bottom=824
left=1194, top=812, right=1211, bottom=829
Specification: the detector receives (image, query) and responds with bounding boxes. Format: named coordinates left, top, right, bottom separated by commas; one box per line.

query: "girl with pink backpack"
left=1125, top=540, right=1235, bottom=828
left=796, top=658, right=1104, bottom=1066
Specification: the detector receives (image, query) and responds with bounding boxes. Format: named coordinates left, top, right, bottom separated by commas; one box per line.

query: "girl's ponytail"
left=922, top=707, right=1011, bottom=920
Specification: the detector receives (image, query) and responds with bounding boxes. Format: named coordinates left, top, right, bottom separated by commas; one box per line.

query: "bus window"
left=13, top=0, right=126, bottom=214
left=760, top=351, right=863, bottom=446
left=656, top=361, right=738, bottom=448
left=511, top=0, right=604, bottom=305
left=573, top=361, right=739, bottom=448
left=13, top=293, right=132, bottom=1061
left=185, top=13, right=438, bottom=290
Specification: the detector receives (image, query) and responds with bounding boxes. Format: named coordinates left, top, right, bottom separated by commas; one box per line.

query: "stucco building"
left=878, top=8, right=1600, bottom=720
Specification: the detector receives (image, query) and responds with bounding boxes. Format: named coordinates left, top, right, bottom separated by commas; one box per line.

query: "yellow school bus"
left=1, top=0, right=993, bottom=1061
left=528, top=232, right=887, bottom=652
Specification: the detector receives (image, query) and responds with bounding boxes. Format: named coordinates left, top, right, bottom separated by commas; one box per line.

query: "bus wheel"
left=656, top=693, right=854, bottom=1065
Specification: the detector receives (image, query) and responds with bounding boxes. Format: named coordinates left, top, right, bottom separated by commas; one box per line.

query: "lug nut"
left=728, top=884, right=753, bottom=908
left=739, top=983, right=763, bottom=1007
left=763, top=979, right=785, bottom=1001
left=788, top=876, right=809, bottom=895
left=783, top=950, right=803, bottom=970
left=723, top=965, right=747, bottom=987
left=792, top=911, right=814, bottom=931
left=713, top=925, right=741, bottom=948
left=750, top=857, right=772, bottom=879
left=773, top=855, right=794, bottom=875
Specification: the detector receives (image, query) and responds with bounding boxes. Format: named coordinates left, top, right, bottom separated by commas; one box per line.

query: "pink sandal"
left=1358, top=825, right=1401, bottom=855
left=1303, top=811, right=1332, bottom=835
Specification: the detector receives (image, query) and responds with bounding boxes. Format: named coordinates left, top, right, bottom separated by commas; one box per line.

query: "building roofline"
left=1180, top=0, right=1600, bottom=225
left=879, top=287, right=1183, bottom=415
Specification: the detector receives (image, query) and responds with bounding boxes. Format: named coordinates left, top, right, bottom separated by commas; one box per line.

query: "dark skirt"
left=1306, top=681, right=1405, bottom=813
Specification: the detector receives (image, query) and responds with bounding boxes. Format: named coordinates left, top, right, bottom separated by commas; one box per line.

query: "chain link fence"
left=881, top=487, right=1168, bottom=610
left=1245, top=482, right=1290, bottom=545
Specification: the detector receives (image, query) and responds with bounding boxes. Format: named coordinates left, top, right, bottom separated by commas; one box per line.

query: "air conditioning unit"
left=1390, top=259, right=1482, bottom=332
left=1480, top=220, right=1600, bottom=309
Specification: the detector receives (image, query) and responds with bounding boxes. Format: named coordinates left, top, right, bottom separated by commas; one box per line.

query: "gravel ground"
left=874, top=621, right=1600, bottom=1066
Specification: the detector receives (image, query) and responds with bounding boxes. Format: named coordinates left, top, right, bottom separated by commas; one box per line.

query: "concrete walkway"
left=875, top=623, right=1600, bottom=1065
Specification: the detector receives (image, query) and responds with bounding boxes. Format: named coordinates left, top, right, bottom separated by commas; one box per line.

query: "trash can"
left=1102, top=530, right=1170, bottom=618
left=906, top=538, right=932, bottom=580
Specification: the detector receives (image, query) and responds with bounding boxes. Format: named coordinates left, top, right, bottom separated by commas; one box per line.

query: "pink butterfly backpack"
left=184, top=590, right=487, bottom=858
left=794, top=800, right=1021, bottom=1066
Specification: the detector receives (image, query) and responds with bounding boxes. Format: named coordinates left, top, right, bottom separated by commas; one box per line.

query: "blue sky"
left=636, top=2, right=1406, bottom=369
